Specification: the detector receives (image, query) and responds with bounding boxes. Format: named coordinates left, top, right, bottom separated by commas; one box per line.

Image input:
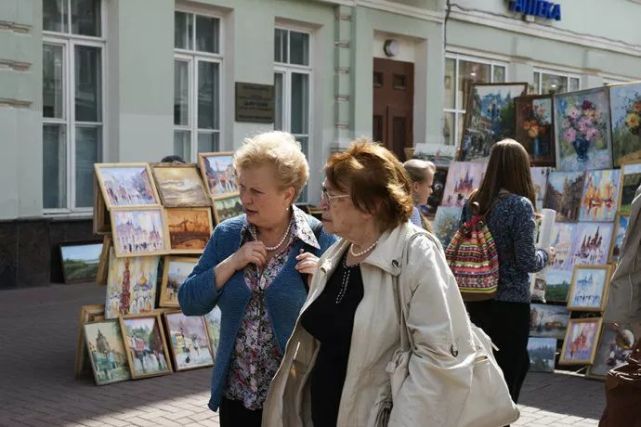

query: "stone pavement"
left=0, top=283, right=605, bottom=427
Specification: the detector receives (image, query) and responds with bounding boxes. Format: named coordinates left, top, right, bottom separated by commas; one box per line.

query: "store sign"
left=509, top=0, right=562, bottom=21
left=235, top=82, right=274, bottom=123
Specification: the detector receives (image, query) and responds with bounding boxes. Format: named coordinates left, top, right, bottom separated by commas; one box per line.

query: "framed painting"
left=96, top=234, right=112, bottom=286
left=204, top=307, right=222, bottom=357
left=588, top=322, right=639, bottom=378
left=571, top=222, right=614, bottom=266
left=159, top=256, right=198, bottom=308
left=619, top=161, right=641, bottom=215
left=164, top=312, right=214, bottom=371
left=94, top=163, right=160, bottom=208
left=165, top=207, right=213, bottom=254
left=198, top=152, right=238, bottom=199
left=548, top=223, right=577, bottom=272
left=567, top=265, right=612, bottom=311
left=432, top=206, right=463, bottom=248
left=213, top=195, right=244, bottom=224
left=515, top=95, right=555, bottom=166
left=554, top=87, right=613, bottom=171
left=441, top=161, right=487, bottom=207
left=111, top=207, right=168, bottom=257
left=527, top=337, right=556, bottom=373
left=529, top=303, right=569, bottom=340
left=59, top=241, right=103, bottom=284
left=578, top=169, right=622, bottom=222
left=120, top=314, right=173, bottom=379
left=151, top=163, right=211, bottom=207
left=458, top=82, right=528, bottom=161
left=559, top=317, right=603, bottom=365
left=610, top=214, right=630, bottom=264
left=543, top=171, right=586, bottom=222
left=531, top=167, right=551, bottom=211
left=93, top=174, right=111, bottom=234
left=544, top=269, right=573, bottom=303
left=84, top=320, right=131, bottom=385
left=75, top=304, right=105, bottom=377
left=609, top=82, right=641, bottom=166
left=105, top=249, right=160, bottom=319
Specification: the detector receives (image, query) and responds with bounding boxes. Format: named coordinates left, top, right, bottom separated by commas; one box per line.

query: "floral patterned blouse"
left=224, top=206, right=320, bottom=410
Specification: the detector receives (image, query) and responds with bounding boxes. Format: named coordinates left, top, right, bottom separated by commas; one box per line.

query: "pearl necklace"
left=253, top=220, right=292, bottom=251
left=349, top=239, right=379, bottom=257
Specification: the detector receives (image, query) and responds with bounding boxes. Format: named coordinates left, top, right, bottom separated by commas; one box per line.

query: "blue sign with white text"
left=509, top=0, right=562, bottom=21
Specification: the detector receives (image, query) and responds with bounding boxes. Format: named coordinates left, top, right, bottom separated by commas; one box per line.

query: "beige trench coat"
left=262, top=223, right=477, bottom=426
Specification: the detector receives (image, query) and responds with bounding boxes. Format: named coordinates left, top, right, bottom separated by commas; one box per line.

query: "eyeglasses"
left=320, top=186, right=350, bottom=204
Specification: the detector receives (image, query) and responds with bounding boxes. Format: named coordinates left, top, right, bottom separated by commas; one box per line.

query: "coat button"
left=450, top=345, right=459, bottom=357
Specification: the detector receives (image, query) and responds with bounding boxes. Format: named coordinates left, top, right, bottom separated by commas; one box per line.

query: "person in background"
left=178, top=131, right=336, bottom=426
left=160, top=155, right=186, bottom=163
left=403, top=158, right=436, bottom=231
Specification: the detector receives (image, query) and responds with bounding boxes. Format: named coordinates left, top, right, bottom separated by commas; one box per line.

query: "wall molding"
left=0, top=59, right=31, bottom=71
left=319, top=0, right=444, bottom=24
left=0, top=20, right=31, bottom=33
left=0, top=98, right=32, bottom=108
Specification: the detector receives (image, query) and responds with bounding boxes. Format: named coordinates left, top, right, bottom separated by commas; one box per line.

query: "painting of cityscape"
left=527, top=337, right=556, bottom=373
left=95, top=164, right=159, bottom=208
left=432, top=206, right=463, bottom=248
left=441, top=161, right=487, bottom=207
left=120, top=314, right=172, bottom=379
left=515, top=95, right=555, bottom=166
left=571, top=222, right=614, bottom=265
left=544, top=269, right=573, bottom=303
left=554, top=87, right=613, bottom=171
left=111, top=208, right=167, bottom=257
left=548, top=223, right=577, bottom=272
left=84, top=320, right=131, bottom=385
left=458, top=83, right=528, bottom=161
left=560, top=318, right=603, bottom=365
left=588, top=322, right=638, bottom=378
left=610, top=215, right=630, bottom=263
left=609, top=82, right=641, bottom=166
left=568, top=265, right=612, bottom=311
left=165, top=312, right=214, bottom=371
left=159, top=257, right=198, bottom=308
left=60, top=242, right=103, bottom=284
left=529, top=303, right=569, bottom=340
left=198, top=152, right=238, bottom=199
left=543, top=171, right=586, bottom=222
left=213, top=195, right=244, bottom=223
left=165, top=208, right=213, bottom=254
left=204, top=308, right=222, bottom=358
left=578, top=169, right=622, bottom=222
left=531, top=167, right=551, bottom=211
left=151, top=164, right=211, bottom=207
left=619, top=162, right=641, bottom=215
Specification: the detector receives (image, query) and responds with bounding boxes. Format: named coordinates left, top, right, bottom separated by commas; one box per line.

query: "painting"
left=527, top=337, right=556, bottom=373
left=548, top=223, right=577, bottom=272
left=609, top=82, right=641, bottom=166
left=531, top=167, right=550, bottom=211
left=544, top=269, right=573, bottom=303
left=560, top=318, right=603, bottom=365
left=578, top=169, right=622, bottom=222
left=198, top=152, right=238, bottom=199
left=111, top=207, right=168, bottom=257
left=441, top=161, right=487, bottom=208
left=213, top=195, right=244, bottom=224
left=96, top=234, right=111, bottom=286
left=610, top=215, right=630, bottom=263
left=458, top=83, right=528, bottom=161
left=529, top=303, right=569, bottom=340
left=571, top=222, right=614, bottom=265
left=432, top=206, right=463, bottom=248
left=159, top=257, right=198, bottom=308
left=588, top=322, right=638, bottom=378
left=120, top=314, right=172, bottom=379
left=204, top=308, right=222, bottom=357
left=75, top=304, right=105, bottom=377
left=554, top=87, right=613, bottom=171
left=543, top=171, right=586, bottom=222
left=84, top=320, right=131, bottom=385
left=94, top=163, right=160, bottom=208
left=619, top=161, right=641, bottom=215
left=105, top=249, right=160, bottom=319
left=164, top=312, right=214, bottom=371
left=515, top=95, right=555, bottom=166
left=93, top=175, right=111, bottom=234
left=567, top=265, right=612, bottom=311
left=60, top=241, right=103, bottom=284
left=165, top=208, right=213, bottom=254
left=151, top=164, right=211, bottom=207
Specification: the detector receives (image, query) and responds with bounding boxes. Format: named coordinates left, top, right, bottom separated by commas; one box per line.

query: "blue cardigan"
left=178, top=213, right=336, bottom=411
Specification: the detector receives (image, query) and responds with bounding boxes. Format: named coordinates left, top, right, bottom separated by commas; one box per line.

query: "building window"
left=274, top=28, right=311, bottom=201
left=42, top=0, right=104, bottom=211
left=533, top=70, right=580, bottom=95
left=173, top=10, right=222, bottom=161
left=443, top=54, right=507, bottom=146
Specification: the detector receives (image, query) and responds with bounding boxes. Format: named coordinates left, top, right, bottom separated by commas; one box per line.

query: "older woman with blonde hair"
left=179, top=131, right=336, bottom=426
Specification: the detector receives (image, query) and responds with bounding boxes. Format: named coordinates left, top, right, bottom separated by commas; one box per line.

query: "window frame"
left=532, top=68, right=582, bottom=95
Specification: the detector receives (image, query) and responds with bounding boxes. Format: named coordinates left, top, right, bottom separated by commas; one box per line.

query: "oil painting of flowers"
left=554, top=88, right=613, bottom=171
left=515, top=95, right=555, bottom=166
left=609, top=82, right=641, bottom=166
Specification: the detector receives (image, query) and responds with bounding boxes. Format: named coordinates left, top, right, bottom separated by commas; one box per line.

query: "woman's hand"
left=295, top=249, right=319, bottom=276
left=232, top=241, right=267, bottom=270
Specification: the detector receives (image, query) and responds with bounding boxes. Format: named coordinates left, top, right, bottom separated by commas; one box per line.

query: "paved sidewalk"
left=0, top=283, right=605, bottom=426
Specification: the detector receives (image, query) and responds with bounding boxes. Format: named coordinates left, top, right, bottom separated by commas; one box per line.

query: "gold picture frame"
left=94, top=163, right=161, bottom=209
left=150, top=163, right=211, bottom=207
left=198, top=152, right=239, bottom=199
left=567, top=264, right=613, bottom=312
left=119, top=313, right=173, bottom=379
left=165, top=207, right=213, bottom=254
left=559, top=317, right=603, bottom=365
left=159, top=256, right=198, bottom=308
left=110, top=207, right=169, bottom=258
left=75, top=304, right=106, bottom=377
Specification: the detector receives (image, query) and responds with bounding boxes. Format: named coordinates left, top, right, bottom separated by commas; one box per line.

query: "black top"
left=300, top=254, right=364, bottom=427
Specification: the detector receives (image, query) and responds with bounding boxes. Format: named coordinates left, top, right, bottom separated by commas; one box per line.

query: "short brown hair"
left=324, top=138, right=413, bottom=231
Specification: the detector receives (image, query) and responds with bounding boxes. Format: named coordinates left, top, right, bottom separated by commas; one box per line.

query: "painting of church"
left=441, top=161, right=487, bottom=208
left=571, top=223, right=614, bottom=266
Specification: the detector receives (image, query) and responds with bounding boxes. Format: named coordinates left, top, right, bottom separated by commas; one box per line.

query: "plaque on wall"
left=235, top=82, right=274, bottom=123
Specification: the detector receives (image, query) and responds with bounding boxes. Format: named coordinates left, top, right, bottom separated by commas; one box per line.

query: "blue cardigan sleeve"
left=316, top=226, right=338, bottom=254
left=512, top=197, right=548, bottom=273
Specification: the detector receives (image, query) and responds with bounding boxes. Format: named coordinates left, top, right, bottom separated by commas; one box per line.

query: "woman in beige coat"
left=262, top=140, right=478, bottom=426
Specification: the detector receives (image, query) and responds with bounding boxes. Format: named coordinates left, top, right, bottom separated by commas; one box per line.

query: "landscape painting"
left=610, top=215, right=630, bottom=263
left=204, top=308, right=222, bottom=357
left=432, top=206, right=463, bottom=248
left=619, top=162, right=641, bottom=215
left=164, top=312, right=214, bottom=371
left=578, top=169, right=622, bottom=222
left=213, top=195, right=244, bottom=223
left=111, top=208, right=167, bottom=257
left=441, top=161, right=487, bottom=207
left=151, top=164, right=211, bottom=207
left=571, top=222, right=614, bottom=265
left=548, top=223, right=577, bottom=271
left=515, top=95, right=555, bottom=166
left=159, top=257, right=198, bottom=308
left=120, top=314, right=172, bottom=379
left=529, top=303, right=570, bottom=340
left=560, top=318, right=603, bottom=365
left=567, top=265, right=612, bottom=311
left=543, top=171, right=586, bottom=222
left=165, top=208, right=213, bottom=254
left=554, top=87, right=613, bottom=171
left=95, top=164, right=159, bottom=208
left=609, top=82, right=641, bottom=166
left=60, top=242, right=103, bottom=284
left=84, top=320, right=131, bottom=385
left=531, top=167, right=551, bottom=211
left=198, top=152, right=238, bottom=199
left=544, top=269, right=572, bottom=303
left=527, top=337, right=556, bottom=373
left=458, top=83, right=528, bottom=161
left=588, top=322, right=638, bottom=378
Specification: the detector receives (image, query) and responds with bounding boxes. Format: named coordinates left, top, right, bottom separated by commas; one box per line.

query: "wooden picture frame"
left=198, top=152, right=239, bottom=199
left=75, top=304, right=106, bottom=377
left=93, top=173, right=111, bottom=234
left=567, top=264, right=612, bottom=311
left=618, top=160, right=641, bottom=215
left=212, top=194, right=243, bottom=224
left=94, top=163, right=161, bottom=209
left=83, top=320, right=131, bottom=385
left=150, top=163, right=211, bottom=207
left=514, top=94, right=556, bottom=167
left=165, top=207, right=213, bottom=254
left=110, top=207, right=169, bottom=257
left=119, top=313, right=173, bottom=379
left=59, top=240, right=103, bottom=284
left=559, top=317, right=603, bottom=365
left=159, top=256, right=198, bottom=308
left=95, top=234, right=112, bottom=286
left=163, top=311, right=214, bottom=371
